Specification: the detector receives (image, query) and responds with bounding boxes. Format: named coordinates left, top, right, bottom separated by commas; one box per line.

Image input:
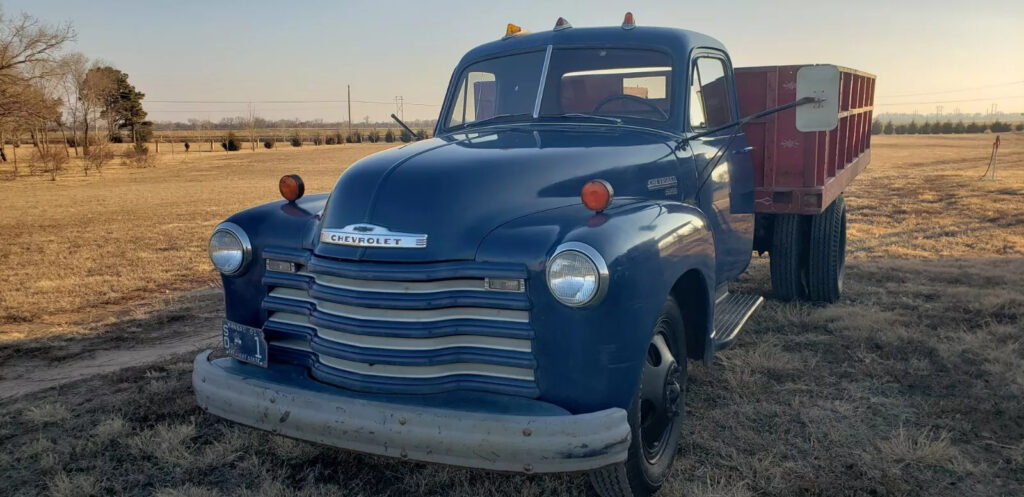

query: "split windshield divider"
left=532, top=45, right=553, bottom=118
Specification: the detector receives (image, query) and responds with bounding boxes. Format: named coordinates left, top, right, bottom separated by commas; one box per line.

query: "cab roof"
left=457, top=25, right=728, bottom=65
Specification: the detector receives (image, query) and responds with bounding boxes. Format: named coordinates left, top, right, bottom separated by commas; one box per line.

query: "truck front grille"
left=259, top=251, right=537, bottom=397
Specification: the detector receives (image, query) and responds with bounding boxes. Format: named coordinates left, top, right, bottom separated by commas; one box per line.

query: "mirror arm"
left=390, top=113, right=421, bottom=141
left=677, top=96, right=823, bottom=150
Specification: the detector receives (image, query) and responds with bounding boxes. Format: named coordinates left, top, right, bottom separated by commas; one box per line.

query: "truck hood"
left=314, top=126, right=676, bottom=262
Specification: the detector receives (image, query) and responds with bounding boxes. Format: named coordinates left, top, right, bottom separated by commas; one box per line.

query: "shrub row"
left=872, top=120, right=1022, bottom=135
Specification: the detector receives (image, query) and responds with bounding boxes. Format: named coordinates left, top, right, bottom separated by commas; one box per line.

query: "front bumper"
left=192, top=350, right=630, bottom=473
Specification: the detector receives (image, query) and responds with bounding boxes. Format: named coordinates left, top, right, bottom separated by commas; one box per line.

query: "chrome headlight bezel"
left=546, top=242, right=609, bottom=307
left=209, top=222, right=252, bottom=276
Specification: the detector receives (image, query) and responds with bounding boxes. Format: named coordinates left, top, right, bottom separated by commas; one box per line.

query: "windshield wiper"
left=448, top=113, right=532, bottom=132
left=549, top=113, right=622, bottom=124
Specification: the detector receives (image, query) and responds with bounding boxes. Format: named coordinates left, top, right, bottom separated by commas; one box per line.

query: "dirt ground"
left=0, top=134, right=1021, bottom=496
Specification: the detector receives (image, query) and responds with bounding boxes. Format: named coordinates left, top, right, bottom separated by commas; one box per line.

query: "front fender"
left=217, top=194, right=329, bottom=327
left=476, top=200, right=715, bottom=413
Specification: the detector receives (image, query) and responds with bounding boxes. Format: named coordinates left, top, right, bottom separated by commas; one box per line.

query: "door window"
left=689, top=57, right=733, bottom=129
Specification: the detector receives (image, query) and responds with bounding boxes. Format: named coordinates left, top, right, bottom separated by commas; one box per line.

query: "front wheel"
left=589, top=297, right=687, bottom=497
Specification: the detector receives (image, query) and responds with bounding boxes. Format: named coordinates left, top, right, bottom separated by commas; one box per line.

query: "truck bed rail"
left=736, top=65, right=875, bottom=214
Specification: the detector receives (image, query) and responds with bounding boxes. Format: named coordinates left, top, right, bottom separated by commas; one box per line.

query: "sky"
left=8, top=0, right=1024, bottom=123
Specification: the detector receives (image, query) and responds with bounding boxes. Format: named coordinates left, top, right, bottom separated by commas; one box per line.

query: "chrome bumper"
left=192, top=350, right=630, bottom=473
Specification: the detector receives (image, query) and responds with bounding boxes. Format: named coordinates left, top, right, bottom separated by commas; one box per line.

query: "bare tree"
left=77, top=63, right=116, bottom=155
left=247, top=103, right=257, bottom=151
left=57, top=52, right=86, bottom=156
left=0, top=10, right=75, bottom=79
left=83, top=138, right=112, bottom=175
left=35, top=144, right=67, bottom=180
left=0, top=9, right=75, bottom=168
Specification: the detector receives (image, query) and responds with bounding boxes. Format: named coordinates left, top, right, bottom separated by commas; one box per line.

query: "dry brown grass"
left=0, top=134, right=1022, bottom=496
left=0, top=143, right=394, bottom=338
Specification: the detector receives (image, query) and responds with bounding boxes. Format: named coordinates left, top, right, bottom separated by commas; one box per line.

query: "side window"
left=449, top=71, right=497, bottom=127
left=689, top=57, right=733, bottom=129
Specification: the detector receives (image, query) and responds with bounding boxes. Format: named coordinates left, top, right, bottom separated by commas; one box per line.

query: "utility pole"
left=347, top=85, right=352, bottom=135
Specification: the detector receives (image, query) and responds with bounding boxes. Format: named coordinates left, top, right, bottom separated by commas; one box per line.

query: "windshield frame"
left=438, top=44, right=680, bottom=135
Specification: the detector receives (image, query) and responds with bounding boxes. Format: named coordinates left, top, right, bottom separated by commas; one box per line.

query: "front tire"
left=589, top=297, right=687, bottom=497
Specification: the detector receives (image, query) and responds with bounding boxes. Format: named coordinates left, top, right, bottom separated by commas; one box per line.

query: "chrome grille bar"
left=300, top=272, right=488, bottom=293
left=268, top=287, right=529, bottom=323
left=268, top=312, right=531, bottom=352
left=272, top=339, right=535, bottom=381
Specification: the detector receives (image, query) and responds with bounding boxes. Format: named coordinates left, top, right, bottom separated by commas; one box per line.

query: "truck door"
left=686, top=53, right=755, bottom=286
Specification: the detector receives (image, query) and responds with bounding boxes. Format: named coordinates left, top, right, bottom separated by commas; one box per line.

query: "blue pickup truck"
left=194, top=15, right=873, bottom=497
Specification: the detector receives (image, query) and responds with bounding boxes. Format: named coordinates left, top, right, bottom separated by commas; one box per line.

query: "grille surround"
left=260, top=251, right=537, bottom=397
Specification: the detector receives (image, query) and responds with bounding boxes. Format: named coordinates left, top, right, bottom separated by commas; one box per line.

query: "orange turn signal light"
left=279, top=174, right=305, bottom=203
left=581, top=179, right=614, bottom=212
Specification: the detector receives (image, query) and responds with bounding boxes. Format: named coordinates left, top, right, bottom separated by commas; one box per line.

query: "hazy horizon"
left=9, top=0, right=1023, bottom=123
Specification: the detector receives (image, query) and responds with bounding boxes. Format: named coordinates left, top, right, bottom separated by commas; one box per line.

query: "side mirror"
left=795, top=65, right=840, bottom=132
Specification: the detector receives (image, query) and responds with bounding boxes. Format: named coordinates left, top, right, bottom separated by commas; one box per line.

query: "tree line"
left=871, top=119, right=1022, bottom=135
left=0, top=8, right=151, bottom=179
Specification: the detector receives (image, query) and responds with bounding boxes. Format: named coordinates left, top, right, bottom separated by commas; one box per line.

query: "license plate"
left=222, top=320, right=268, bottom=368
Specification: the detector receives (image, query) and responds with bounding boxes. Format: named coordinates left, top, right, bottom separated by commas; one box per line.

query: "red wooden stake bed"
left=736, top=65, right=876, bottom=214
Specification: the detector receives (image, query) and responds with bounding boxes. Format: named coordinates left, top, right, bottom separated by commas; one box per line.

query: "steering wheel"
left=592, top=94, right=668, bottom=120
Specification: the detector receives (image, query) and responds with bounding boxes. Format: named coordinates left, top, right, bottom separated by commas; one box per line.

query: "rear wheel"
left=589, top=297, right=687, bottom=497
left=808, top=196, right=847, bottom=303
left=769, top=214, right=809, bottom=301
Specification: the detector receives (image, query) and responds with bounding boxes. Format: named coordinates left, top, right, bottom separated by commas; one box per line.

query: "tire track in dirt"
left=0, top=288, right=223, bottom=400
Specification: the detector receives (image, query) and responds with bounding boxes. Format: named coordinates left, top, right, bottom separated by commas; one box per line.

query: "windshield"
left=443, top=48, right=673, bottom=131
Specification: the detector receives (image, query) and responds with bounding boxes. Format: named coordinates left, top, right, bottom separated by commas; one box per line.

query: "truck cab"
left=194, top=15, right=872, bottom=497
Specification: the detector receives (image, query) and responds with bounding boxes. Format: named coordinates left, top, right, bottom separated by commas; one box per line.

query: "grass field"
left=0, top=134, right=1022, bottom=496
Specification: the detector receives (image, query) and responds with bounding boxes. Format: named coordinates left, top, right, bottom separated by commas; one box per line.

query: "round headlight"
left=209, top=222, right=251, bottom=275
left=546, top=243, right=609, bottom=307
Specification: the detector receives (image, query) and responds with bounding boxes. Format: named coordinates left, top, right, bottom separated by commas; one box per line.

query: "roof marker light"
left=504, top=23, right=524, bottom=39
left=622, top=12, right=636, bottom=30
left=581, top=180, right=614, bottom=212
left=553, top=17, right=572, bottom=31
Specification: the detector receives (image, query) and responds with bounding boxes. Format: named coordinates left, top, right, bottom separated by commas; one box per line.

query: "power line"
left=146, top=98, right=440, bottom=106
left=877, top=80, right=1024, bottom=99
left=875, top=95, right=1024, bottom=106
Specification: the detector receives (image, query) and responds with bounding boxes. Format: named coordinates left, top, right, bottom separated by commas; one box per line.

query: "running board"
left=711, top=293, right=764, bottom=351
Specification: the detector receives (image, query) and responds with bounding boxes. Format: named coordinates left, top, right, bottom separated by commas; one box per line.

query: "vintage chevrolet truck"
left=194, top=14, right=874, bottom=497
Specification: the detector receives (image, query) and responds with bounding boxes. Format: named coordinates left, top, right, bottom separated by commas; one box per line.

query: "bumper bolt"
left=523, top=463, right=533, bottom=473
left=398, top=417, right=407, bottom=425
left=522, top=428, right=532, bottom=437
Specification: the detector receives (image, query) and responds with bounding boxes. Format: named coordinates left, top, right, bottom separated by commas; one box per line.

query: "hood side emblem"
left=321, top=224, right=428, bottom=249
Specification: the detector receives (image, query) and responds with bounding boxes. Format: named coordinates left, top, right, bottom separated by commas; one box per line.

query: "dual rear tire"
left=769, top=196, right=847, bottom=303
